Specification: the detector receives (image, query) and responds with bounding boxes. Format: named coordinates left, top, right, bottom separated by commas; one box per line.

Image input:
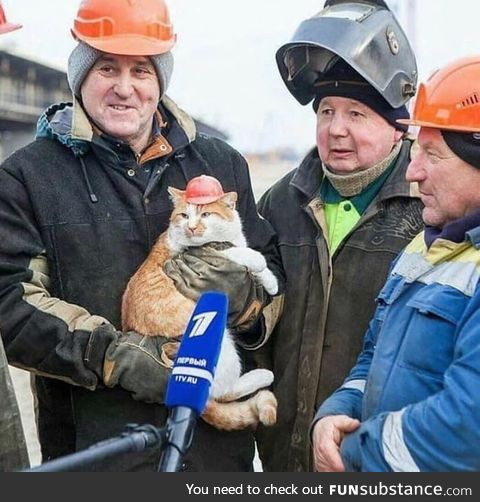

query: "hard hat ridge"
left=398, top=57, right=480, bottom=133
left=398, top=56, right=480, bottom=168
left=71, top=0, right=176, bottom=56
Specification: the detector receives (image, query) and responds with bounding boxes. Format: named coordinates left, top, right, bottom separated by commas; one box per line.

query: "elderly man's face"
left=316, top=96, right=403, bottom=174
left=81, top=54, right=160, bottom=153
left=406, top=127, right=480, bottom=228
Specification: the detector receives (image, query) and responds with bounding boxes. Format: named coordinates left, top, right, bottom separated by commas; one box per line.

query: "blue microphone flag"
left=165, top=291, right=228, bottom=415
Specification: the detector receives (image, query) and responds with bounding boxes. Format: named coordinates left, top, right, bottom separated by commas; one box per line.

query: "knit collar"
left=290, top=139, right=417, bottom=205
left=322, top=141, right=402, bottom=198
left=320, top=158, right=397, bottom=215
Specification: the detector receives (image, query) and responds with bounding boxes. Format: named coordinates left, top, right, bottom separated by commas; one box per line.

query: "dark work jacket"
left=0, top=97, right=282, bottom=472
left=255, top=140, right=424, bottom=472
left=0, top=337, right=29, bottom=471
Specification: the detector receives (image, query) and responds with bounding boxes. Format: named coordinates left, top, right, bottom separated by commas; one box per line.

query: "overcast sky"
left=2, top=0, right=480, bottom=154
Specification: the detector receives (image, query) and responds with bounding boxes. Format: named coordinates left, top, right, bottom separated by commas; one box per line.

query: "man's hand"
left=312, top=415, right=360, bottom=472
left=85, top=327, right=175, bottom=404
left=163, top=243, right=268, bottom=332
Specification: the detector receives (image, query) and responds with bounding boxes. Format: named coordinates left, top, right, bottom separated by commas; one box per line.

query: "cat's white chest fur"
left=210, top=330, right=274, bottom=402
left=210, top=332, right=242, bottom=398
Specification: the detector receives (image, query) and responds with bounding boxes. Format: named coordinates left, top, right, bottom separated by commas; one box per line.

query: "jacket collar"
left=36, top=95, right=197, bottom=158
left=425, top=209, right=480, bottom=248
left=467, top=224, right=480, bottom=249
left=290, top=147, right=322, bottom=200
left=290, top=139, right=419, bottom=204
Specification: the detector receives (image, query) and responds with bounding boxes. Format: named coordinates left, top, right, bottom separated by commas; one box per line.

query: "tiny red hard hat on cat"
left=185, top=175, right=225, bottom=204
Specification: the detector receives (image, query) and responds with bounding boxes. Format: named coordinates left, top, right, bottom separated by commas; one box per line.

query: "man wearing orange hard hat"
left=313, top=56, right=480, bottom=471
left=0, top=0, right=282, bottom=471
left=0, top=0, right=29, bottom=473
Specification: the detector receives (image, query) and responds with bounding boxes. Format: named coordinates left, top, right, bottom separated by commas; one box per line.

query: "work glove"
left=85, top=326, right=180, bottom=404
left=163, top=242, right=268, bottom=333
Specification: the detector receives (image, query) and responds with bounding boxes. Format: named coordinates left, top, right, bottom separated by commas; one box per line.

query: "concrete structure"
left=0, top=49, right=70, bottom=160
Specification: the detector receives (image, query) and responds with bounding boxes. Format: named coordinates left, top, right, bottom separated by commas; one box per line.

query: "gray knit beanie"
left=67, top=41, right=174, bottom=98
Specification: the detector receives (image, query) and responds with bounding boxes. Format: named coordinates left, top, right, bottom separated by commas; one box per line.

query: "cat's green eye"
left=201, top=212, right=211, bottom=218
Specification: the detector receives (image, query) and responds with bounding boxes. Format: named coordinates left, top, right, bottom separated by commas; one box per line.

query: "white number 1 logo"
left=189, top=311, right=217, bottom=337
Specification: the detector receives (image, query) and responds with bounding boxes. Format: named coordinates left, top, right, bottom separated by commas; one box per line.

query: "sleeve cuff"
left=340, top=414, right=392, bottom=472
left=235, top=316, right=266, bottom=350
left=83, top=323, right=118, bottom=378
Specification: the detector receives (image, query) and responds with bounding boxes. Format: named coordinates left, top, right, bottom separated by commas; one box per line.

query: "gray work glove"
left=163, top=242, right=268, bottom=333
left=85, top=326, right=180, bottom=404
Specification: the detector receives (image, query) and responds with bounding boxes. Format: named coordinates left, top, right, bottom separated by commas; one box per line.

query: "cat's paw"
left=248, top=368, right=274, bottom=388
left=256, top=269, right=279, bottom=295
left=223, top=247, right=266, bottom=273
left=256, top=390, right=277, bottom=426
left=248, top=253, right=267, bottom=273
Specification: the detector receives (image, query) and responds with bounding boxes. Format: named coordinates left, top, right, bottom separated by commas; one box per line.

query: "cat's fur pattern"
left=121, top=186, right=277, bottom=431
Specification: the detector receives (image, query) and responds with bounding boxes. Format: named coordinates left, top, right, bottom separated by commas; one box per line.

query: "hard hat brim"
left=72, top=30, right=176, bottom=56
left=186, top=195, right=224, bottom=205
left=0, top=22, right=22, bottom=35
left=397, top=118, right=480, bottom=133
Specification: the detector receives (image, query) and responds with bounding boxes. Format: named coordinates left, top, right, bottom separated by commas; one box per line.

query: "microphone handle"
left=158, top=406, right=198, bottom=472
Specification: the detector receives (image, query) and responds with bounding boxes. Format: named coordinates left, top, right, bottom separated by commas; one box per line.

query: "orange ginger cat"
left=122, top=176, right=278, bottom=431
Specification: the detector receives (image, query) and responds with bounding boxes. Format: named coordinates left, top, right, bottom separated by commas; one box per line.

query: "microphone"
left=158, top=291, right=228, bottom=472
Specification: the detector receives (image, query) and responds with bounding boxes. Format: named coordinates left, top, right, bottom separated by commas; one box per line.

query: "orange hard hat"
left=71, top=0, right=176, bottom=56
left=185, top=176, right=225, bottom=205
left=398, top=56, right=480, bottom=133
left=0, top=2, right=22, bottom=35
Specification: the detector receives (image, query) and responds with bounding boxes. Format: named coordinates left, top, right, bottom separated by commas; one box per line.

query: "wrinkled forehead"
left=94, top=53, right=154, bottom=67
left=318, top=95, right=373, bottom=112
left=417, top=127, right=447, bottom=149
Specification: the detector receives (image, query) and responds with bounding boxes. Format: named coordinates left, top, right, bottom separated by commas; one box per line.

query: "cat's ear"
left=168, top=186, right=186, bottom=203
left=220, top=191, right=238, bottom=210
